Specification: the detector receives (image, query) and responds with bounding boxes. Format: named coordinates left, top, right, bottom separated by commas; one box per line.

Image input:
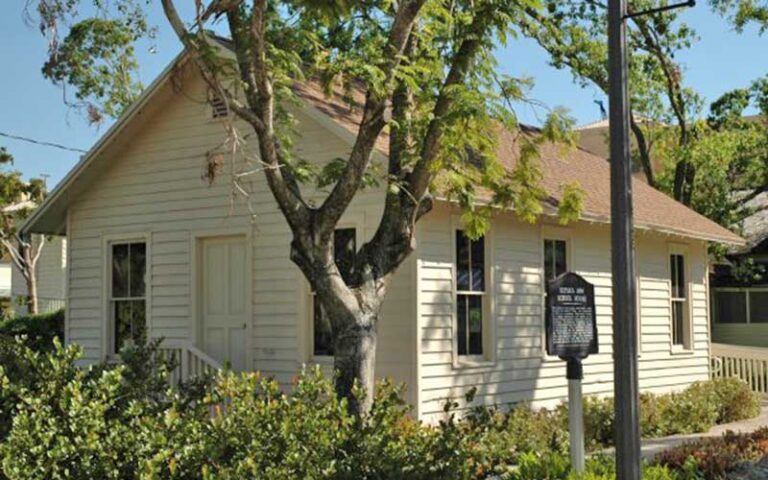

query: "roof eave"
left=434, top=197, right=745, bottom=245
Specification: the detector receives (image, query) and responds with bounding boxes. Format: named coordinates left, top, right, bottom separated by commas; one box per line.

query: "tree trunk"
left=333, top=313, right=378, bottom=415
left=26, top=273, right=39, bottom=315
left=21, top=244, right=39, bottom=315
left=629, top=116, right=655, bottom=187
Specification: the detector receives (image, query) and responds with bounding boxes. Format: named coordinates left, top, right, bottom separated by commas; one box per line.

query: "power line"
left=0, top=131, right=87, bottom=154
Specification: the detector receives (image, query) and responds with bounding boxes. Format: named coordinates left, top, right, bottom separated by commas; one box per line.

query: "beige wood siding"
left=65, top=67, right=415, bottom=401
left=416, top=204, right=711, bottom=422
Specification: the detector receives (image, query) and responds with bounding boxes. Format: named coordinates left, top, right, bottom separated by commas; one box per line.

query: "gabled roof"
left=298, top=81, right=743, bottom=245
left=23, top=47, right=743, bottom=245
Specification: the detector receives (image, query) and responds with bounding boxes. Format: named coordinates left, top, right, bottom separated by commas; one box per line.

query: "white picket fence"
left=157, top=342, right=223, bottom=385
left=711, top=343, right=768, bottom=394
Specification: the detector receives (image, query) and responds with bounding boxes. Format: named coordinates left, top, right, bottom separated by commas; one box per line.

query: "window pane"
left=471, top=236, right=485, bottom=292
left=554, top=240, right=567, bottom=278
left=544, top=239, right=568, bottom=283
left=670, top=254, right=686, bottom=298
left=334, top=228, right=356, bottom=285
left=313, top=296, right=334, bottom=356
left=714, top=291, right=747, bottom=324
left=456, top=231, right=470, bottom=291
left=114, top=300, right=146, bottom=353
left=544, top=240, right=554, bottom=282
left=112, top=244, right=130, bottom=298
left=672, top=301, right=684, bottom=345
left=669, top=255, right=676, bottom=295
left=457, top=295, right=467, bottom=356
left=749, top=292, right=768, bottom=323
left=468, top=295, right=483, bottom=355
left=129, top=243, right=146, bottom=297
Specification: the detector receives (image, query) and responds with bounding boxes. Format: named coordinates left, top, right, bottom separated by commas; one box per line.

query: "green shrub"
left=0, top=309, right=64, bottom=352
left=0, top=337, right=762, bottom=480
left=692, top=377, right=761, bottom=424
left=506, top=403, right=569, bottom=457
left=563, top=379, right=761, bottom=448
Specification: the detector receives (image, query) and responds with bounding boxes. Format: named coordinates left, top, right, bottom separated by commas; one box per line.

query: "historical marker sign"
left=546, top=272, right=598, bottom=359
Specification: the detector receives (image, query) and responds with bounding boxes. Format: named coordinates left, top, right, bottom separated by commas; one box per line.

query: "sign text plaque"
left=545, top=272, right=598, bottom=359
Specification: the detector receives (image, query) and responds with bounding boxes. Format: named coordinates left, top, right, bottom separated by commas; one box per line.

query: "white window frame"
left=668, top=244, right=693, bottom=353
left=451, top=215, right=495, bottom=368
left=712, top=287, right=768, bottom=325
left=540, top=226, right=572, bottom=358
left=306, top=217, right=364, bottom=364
left=101, top=233, right=151, bottom=360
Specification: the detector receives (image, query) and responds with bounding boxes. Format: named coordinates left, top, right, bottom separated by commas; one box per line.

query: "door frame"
left=190, top=227, right=253, bottom=371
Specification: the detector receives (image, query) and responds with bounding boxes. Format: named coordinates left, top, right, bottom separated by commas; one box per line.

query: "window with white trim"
left=312, top=228, right=356, bottom=357
left=456, top=230, right=486, bottom=357
left=670, top=253, right=690, bottom=348
left=109, top=241, right=147, bottom=354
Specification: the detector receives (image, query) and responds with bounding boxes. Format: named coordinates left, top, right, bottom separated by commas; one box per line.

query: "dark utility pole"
left=607, top=1, right=694, bottom=478
left=607, top=0, right=641, bottom=477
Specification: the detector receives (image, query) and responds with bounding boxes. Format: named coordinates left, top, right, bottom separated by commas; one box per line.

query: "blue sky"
left=0, top=2, right=764, bottom=188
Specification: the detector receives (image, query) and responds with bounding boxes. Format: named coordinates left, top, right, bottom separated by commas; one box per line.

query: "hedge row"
left=0, top=309, right=64, bottom=352
left=570, top=378, right=762, bottom=448
left=0, top=337, right=762, bottom=479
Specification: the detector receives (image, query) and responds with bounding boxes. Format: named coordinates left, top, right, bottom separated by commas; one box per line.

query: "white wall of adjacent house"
left=415, top=203, right=711, bottom=422
left=0, top=261, right=11, bottom=298
left=10, top=235, right=67, bottom=314
left=64, top=65, right=417, bottom=405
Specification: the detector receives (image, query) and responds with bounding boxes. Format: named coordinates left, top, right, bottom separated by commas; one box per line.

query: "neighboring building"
left=575, top=116, right=662, bottom=180
left=0, top=254, right=11, bottom=308
left=1, top=200, right=67, bottom=315
left=10, top=235, right=67, bottom=315
left=710, top=192, right=768, bottom=347
left=22, top=48, right=742, bottom=421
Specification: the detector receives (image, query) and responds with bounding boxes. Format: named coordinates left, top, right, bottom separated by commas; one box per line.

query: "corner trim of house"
left=64, top=208, right=72, bottom=347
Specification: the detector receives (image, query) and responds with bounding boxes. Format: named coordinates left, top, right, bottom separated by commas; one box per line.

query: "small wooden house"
left=22, top=50, right=742, bottom=421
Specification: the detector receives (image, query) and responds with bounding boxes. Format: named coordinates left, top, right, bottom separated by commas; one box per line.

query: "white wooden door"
left=200, top=236, right=248, bottom=371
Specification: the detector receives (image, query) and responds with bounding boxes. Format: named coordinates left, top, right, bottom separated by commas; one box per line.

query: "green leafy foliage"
left=558, top=378, right=761, bottom=449
left=29, top=0, right=153, bottom=122
left=0, top=338, right=761, bottom=480
left=711, top=0, right=768, bottom=34
left=653, top=80, right=768, bottom=246
left=0, top=309, right=64, bottom=352
left=42, top=18, right=144, bottom=122
left=0, top=147, right=46, bottom=258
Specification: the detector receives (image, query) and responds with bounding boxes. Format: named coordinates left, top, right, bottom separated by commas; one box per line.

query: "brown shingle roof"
left=296, top=82, right=743, bottom=244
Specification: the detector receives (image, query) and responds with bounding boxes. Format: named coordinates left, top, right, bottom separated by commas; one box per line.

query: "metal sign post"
left=567, top=358, right=585, bottom=473
left=607, top=1, right=695, bottom=478
left=546, top=272, right=597, bottom=475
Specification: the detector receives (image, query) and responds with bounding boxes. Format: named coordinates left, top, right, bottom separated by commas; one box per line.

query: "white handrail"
left=711, top=342, right=768, bottom=393
left=157, top=341, right=223, bottom=386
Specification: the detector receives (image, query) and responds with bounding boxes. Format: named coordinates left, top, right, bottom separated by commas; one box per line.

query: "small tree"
left=0, top=147, right=47, bottom=315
